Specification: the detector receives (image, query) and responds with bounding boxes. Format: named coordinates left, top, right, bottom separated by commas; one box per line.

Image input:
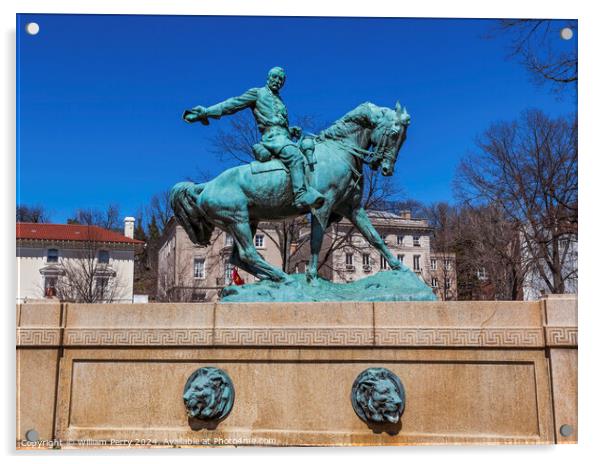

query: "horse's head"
left=370, top=102, right=411, bottom=176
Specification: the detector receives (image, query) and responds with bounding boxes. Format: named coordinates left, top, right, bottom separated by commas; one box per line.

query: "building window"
left=44, top=276, right=57, bottom=297
left=225, top=234, right=234, bottom=246
left=94, top=276, right=110, bottom=299
left=254, top=234, right=265, bottom=248
left=413, top=236, right=421, bottom=247
left=445, top=277, right=451, bottom=290
left=98, top=250, right=110, bottom=264
left=362, top=254, right=370, bottom=266
left=397, top=254, right=404, bottom=264
left=380, top=233, right=388, bottom=244
left=193, top=258, right=205, bottom=279
left=345, top=253, right=354, bottom=266
left=431, top=277, right=439, bottom=288
left=430, top=258, right=437, bottom=270
left=413, top=255, right=420, bottom=271
left=443, top=258, right=452, bottom=270
left=380, top=255, right=388, bottom=270
left=47, top=248, right=59, bottom=263
left=477, top=267, right=488, bottom=280
left=396, top=235, right=403, bottom=245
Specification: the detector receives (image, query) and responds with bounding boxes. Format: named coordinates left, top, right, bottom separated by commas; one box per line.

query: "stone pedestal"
left=16, top=296, right=577, bottom=448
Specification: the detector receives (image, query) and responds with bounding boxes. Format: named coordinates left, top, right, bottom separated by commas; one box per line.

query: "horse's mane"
left=317, top=102, right=385, bottom=143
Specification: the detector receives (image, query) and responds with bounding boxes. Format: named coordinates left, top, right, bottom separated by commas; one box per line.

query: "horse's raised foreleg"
left=229, top=222, right=290, bottom=282
left=347, top=207, right=402, bottom=270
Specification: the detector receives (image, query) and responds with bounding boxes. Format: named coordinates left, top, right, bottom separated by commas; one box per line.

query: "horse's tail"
left=169, top=181, right=215, bottom=246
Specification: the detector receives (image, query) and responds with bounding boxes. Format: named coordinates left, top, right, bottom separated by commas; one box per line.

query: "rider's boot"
left=288, top=157, right=325, bottom=210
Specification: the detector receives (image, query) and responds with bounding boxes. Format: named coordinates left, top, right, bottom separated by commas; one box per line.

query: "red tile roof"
left=16, top=223, right=144, bottom=245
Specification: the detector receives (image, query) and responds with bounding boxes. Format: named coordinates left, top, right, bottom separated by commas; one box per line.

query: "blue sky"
left=16, top=14, right=576, bottom=223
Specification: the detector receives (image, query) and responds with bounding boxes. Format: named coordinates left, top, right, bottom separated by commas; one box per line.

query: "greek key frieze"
left=374, top=327, right=544, bottom=347
left=213, top=327, right=374, bottom=346
left=544, top=327, right=578, bottom=346
left=16, top=328, right=61, bottom=346
left=63, top=328, right=213, bottom=346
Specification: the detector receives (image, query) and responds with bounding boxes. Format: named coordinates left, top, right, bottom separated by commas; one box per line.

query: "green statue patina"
left=183, top=367, right=234, bottom=425
left=171, top=67, right=436, bottom=301
left=351, top=368, right=405, bottom=430
left=183, top=66, right=325, bottom=211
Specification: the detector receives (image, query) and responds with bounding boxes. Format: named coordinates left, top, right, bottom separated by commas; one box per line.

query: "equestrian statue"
left=171, top=66, right=414, bottom=285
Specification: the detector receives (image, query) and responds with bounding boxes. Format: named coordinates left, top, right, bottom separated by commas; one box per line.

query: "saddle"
left=250, top=135, right=316, bottom=175
left=250, top=158, right=289, bottom=174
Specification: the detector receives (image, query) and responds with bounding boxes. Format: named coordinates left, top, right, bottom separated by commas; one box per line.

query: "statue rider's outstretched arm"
left=204, top=88, right=259, bottom=119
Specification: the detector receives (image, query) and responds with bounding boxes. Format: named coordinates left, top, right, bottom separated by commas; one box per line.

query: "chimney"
left=400, top=210, right=411, bottom=220
left=124, top=216, right=135, bottom=239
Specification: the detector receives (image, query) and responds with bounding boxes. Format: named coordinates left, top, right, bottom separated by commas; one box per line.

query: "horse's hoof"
left=306, top=275, right=320, bottom=287
left=389, top=260, right=402, bottom=271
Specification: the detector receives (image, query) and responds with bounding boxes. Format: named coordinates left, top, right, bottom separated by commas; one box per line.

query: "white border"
left=3, top=1, right=600, bottom=463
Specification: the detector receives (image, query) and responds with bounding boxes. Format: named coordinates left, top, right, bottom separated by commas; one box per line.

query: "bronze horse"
left=171, top=101, right=410, bottom=282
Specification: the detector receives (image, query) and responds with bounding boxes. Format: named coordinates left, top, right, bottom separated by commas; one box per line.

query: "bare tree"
left=68, top=204, right=122, bottom=231
left=361, top=168, right=408, bottom=211
left=48, top=236, right=126, bottom=303
left=425, top=202, right=457, bottom=300
left=132, top=190, right=178, bottom=299
left=17, top=204, right=51, bottom=223
left=133, top=213, right=161, bottom=299
left=259, top=216, right=311, bottom=273
left=426, top=202, right=528, bottom=300
left=495, top=19, right=577, bottom=93
left=426, top=202, right=455, bottom=253
left=455, top=109, right=577, bottom=296
left=146, top=190, right=174, bottom=234
left=461, top=205, right=526, bottom=300
left=210, top=111, right=321, bottom=165
left=210, top=111, right=260, bottom=164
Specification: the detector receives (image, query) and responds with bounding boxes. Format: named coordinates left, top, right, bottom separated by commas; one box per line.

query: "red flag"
left=231, top=267, right=245, bottom=285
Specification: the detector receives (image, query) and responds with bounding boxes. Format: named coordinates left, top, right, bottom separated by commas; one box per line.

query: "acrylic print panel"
left=16, top=14, right=577, bottom=449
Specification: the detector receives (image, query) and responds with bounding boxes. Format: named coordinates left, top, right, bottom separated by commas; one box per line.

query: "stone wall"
left=16, top=295, right=577, bottom=448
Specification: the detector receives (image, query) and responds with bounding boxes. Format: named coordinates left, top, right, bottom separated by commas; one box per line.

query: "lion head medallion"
left=351, top=368, right=405, bottom=425
left=183, top=367, right=235, bottom=423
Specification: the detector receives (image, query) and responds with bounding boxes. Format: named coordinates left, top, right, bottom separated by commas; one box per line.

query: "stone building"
left=157, top=218, right=285, bottom=302
left=157, top=210, right=456, bottom=301
left=428, top=252, right=458, bottom=301
left=323, top=210, right=432, bottom=281
left=304, top=210, right=457, bottom=300
left=16, top=218, right=143, bottom=303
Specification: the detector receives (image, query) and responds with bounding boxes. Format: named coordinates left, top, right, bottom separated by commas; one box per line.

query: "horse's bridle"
left=368, top=124, right=406, bottom=169
left=311, top=118, right=406, bottom=180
